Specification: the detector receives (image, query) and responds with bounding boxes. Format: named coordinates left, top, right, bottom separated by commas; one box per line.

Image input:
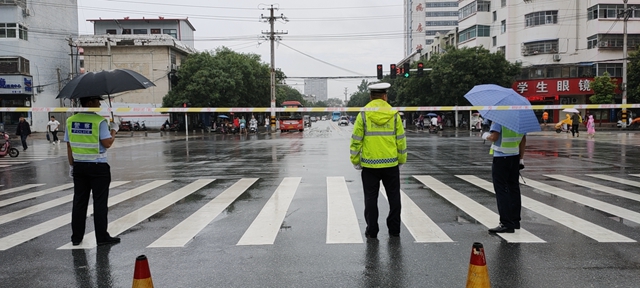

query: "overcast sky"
left=77, top=0, right=405, bottom=103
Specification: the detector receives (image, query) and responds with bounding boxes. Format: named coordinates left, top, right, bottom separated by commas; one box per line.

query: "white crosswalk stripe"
left=522, top=177, right=640, bottom=225
left=58, top=179, right=212, bottom=249
left=414, top=175, right=545, bottom=243
left=237, top=177, right=301, bottom=246
left=586, top=174, right=640, bottom=189
left=3, top=174, right=640, bottom=251
left=148, top=178, right=257, bottom=248
left=458, top=175, right=635, bottom=243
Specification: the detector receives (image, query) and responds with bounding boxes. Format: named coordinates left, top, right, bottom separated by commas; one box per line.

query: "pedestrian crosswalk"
left=1, top=173, right=640, bottom=251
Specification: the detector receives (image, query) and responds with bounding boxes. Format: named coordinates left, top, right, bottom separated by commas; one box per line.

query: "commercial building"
left=304, top=78, right=328, bottom=102
left=404, top=1, right=459, bottom=57
left=0, top=0, right=78, bottom=132
left=416, top=0, right=640, bottom=123
left=76, top=18, right=197, bottom=127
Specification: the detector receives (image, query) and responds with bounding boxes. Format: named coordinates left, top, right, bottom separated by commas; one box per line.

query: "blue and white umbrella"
left=464, top=84, right=541, bottom=134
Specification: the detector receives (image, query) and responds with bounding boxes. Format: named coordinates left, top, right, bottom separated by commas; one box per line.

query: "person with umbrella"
left=571, top=111, right=582, bottom=137
left=465, top=84, right=539, bottom=234
left=64, top=96, right=121, bottom=246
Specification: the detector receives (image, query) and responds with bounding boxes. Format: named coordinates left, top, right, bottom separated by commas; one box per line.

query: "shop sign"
left=511, top=77, right=622, bottom=97
left=0, top=75, right=33, bottom=94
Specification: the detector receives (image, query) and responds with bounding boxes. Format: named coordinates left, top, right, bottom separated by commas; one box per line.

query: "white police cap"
left=368, top=82, right=391, bottom=93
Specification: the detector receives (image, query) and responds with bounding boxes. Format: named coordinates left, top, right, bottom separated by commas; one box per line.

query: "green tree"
left=347, top=80, right=372, bottom=107
left=627, top=46, right=640, bottom=104
left=162, top=47, right=273, bottom=108
left=326, top=98, right=344, bottom=107
left=590, top=72, right=617, bottom=125
left=275, top=85, right=307, bottom=107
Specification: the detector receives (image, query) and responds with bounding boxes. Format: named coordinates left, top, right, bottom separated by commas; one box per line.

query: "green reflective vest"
left=490, top=126, right=523, bottom=156
left=67, top=113, right=106, bottom=161
left=350, top=99, right=407, bottom=168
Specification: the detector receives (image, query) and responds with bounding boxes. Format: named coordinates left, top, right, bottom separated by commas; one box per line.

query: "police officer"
left=482, top=122, right=527, bottom=233
left=350, top=83, right=407, bottom=239
left=65, top=96, right=121, bottom=246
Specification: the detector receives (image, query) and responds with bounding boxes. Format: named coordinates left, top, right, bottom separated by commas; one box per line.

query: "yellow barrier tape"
left=0, top=104, right=638, bottom=113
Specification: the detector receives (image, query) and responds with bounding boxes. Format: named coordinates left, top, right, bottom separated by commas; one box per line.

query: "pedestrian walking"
left=15, top=116, right=31, bottom=151
left=542, top=111, right=549, bottom=126
left=482, top=123, right=527, bottom=233
left=587, top=115, right=596, bottom=138
left=350, top=82, right=407, bottom=239
left=65, top=96, right=121, bottom=246
left=47, top=116, right=61, bottom=144
left=571, top=112, right=581, bottom=137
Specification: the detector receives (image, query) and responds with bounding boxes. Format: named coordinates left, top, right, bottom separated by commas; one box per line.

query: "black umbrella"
left=56, top=69, right=156, bottom=120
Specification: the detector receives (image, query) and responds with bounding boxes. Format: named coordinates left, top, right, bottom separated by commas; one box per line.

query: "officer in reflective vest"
left=65, top=96, right=121, bottom=246
left=350, top=82, right=407, bottom=239
left=482, top=123, right=527, bottom=234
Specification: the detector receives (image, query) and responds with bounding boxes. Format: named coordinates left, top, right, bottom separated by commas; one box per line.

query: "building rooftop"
left=87, top=17, right=196, bottom=31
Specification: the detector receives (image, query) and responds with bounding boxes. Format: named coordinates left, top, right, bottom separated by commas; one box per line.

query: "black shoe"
left=97, top=237, right=120, bottom=246
left=72, top=241, right=81, bottom=246
left=488, top=225, right=514, bottom=233
left=365, top=232, right=377, bottom=239
left=23, top=147, right=27, bottom=151
left=389, top=233, right=400, bottom=237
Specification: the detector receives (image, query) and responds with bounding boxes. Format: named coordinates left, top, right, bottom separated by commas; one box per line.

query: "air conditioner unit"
left=23, top=8, right=31, bottom=16
left=553, top=54, right=561, bottom=61
left=171, top=63, right=177, bottom=70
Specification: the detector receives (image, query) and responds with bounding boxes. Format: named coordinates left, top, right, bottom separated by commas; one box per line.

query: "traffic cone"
left=465, top=242, right=490, bottom=288
left=132, top=255, right=154, bottom=288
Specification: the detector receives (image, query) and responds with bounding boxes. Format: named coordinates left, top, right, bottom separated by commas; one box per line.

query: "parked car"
left=321, top=116, right=327, bottom=121
left=339, top=116, right=349, bottom=126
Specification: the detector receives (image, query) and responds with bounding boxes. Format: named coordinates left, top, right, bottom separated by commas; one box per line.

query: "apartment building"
left=404, top=1, right=459, bottom=57
left=0, top=0, right=78, bottom=131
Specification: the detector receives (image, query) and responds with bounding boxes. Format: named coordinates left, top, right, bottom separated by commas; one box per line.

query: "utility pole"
left=344, top=87, right=348, bottom=103
left=621, top=0, right=630, bottom=128
left=261, top=5, right=288, bottom=132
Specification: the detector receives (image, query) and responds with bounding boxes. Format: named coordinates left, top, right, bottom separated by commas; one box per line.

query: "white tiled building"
left=404, top=1, right=459, bottom=57
left=0, top=0, right=78, bottom=131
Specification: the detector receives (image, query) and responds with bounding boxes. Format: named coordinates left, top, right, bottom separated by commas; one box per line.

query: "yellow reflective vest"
left=67, top=113, right=106, bottom=161
left=350, top=99, right=407, bottom=168
left=490, top=126, right=523, bottom=156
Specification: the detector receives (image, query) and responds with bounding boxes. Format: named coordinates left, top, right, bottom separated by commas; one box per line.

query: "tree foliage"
left=347, top=80, right=372, bottom=107
left=590, top=72, right=616, bottom=104
left=628, top=46, right=640, bottom=104
left=163, top=47, right=278, bottom=108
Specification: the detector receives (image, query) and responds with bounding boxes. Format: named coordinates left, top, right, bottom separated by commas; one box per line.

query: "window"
left=459, top=25, right=491, bottom=42
left=501, top=20, right=506, bottom=34
left=492, top=36, right=497, bottom=47
left=133, top=29, right=147, bottom=34
left=596, top=34, right=640, bottom=49
left=0, top=23, right=27, bottom=40
left=597, top=63, right=623, bottom=77
left=477, top=1, right=490, bottom=12
left=425, top=2, right=458, bottom=8
left=106, top=29, right=116, bottom=35
left=163, top=29, right=177, bottom=38
left=425, top=39, right=434, bottom=45
left=497, top=46, right=506, bottom=54
left=0, top=57, right=30, bottom=74
left=493, top=11, right=497, bottom=22
left=501, top=0, right=507, bottom=8
left=425, top=21, right=458, bottom=26
left=426, top=11, right=458, bottom=17
left=587, top=35, right=598, bottom=49
left=150, top=29, right=161, bottom=34
left=522, top=39, right=559, bottom=55
left=122, top=29, right=131, bottom=34
left=588, top=4, right=640, bottom=20
left=459, top=1, right=477, bottom=20
left=525, top=11, right=558, bottom=27
left=426, top=30, right=452, bottom=36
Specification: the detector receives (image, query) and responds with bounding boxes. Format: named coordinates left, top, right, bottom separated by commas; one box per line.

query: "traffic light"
left=403, top=62, right=410, bottom=78
left=417, top=62, right=424, bottom=77
left=376, top=64, right=383, bottom=80
left=390, top=64, right=397, bottom=79
left=169, top=71, right=179, bottom=87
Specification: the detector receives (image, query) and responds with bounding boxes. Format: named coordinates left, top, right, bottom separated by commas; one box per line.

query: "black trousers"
left=51, top=130, right=59, bottom=142
left=571, top=123, right=579, bottom=136
left=71, top=162, right=112, bottom=243
left=20, top=135, right=28, bottom=150
left=492, top=155, right=521, bottom=229
left=361, top=166, right=401, bottom=236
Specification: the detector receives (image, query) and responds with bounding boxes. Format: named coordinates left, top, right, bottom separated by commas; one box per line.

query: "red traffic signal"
left=390, top=64, right=397, bottom=79
left=376, top=64, right=383, bottom=79
left=417, top=62, right=424, bottom=76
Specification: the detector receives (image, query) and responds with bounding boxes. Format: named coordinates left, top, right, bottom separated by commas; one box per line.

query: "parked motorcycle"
left=249, top=122, right=258, bottom=133
left=133, top=120, right=147, bottom=131
left=0, top=132, right=19, bottom=158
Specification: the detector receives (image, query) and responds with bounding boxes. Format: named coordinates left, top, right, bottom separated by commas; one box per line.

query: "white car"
left=339, top=116, right=349, bottom=126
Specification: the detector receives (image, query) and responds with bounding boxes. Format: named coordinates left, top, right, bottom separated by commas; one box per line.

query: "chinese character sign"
left=416, top=3, right=423, bottom=11
left=511, top=77, right=620, bottom=97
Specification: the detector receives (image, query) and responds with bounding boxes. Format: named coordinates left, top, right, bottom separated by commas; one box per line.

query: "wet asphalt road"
left=1, top=120, right=640, bottom=287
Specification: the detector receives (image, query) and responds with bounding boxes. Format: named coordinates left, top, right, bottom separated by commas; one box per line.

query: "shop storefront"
left=0, top=75, right=33, bottom=129
left=511, top=77, right=622, bottom=123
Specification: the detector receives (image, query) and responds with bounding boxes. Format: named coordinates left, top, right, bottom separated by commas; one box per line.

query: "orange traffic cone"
left=132, top=255, right=154, bottom=288
left=465, top=242, right=490, bottom=288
